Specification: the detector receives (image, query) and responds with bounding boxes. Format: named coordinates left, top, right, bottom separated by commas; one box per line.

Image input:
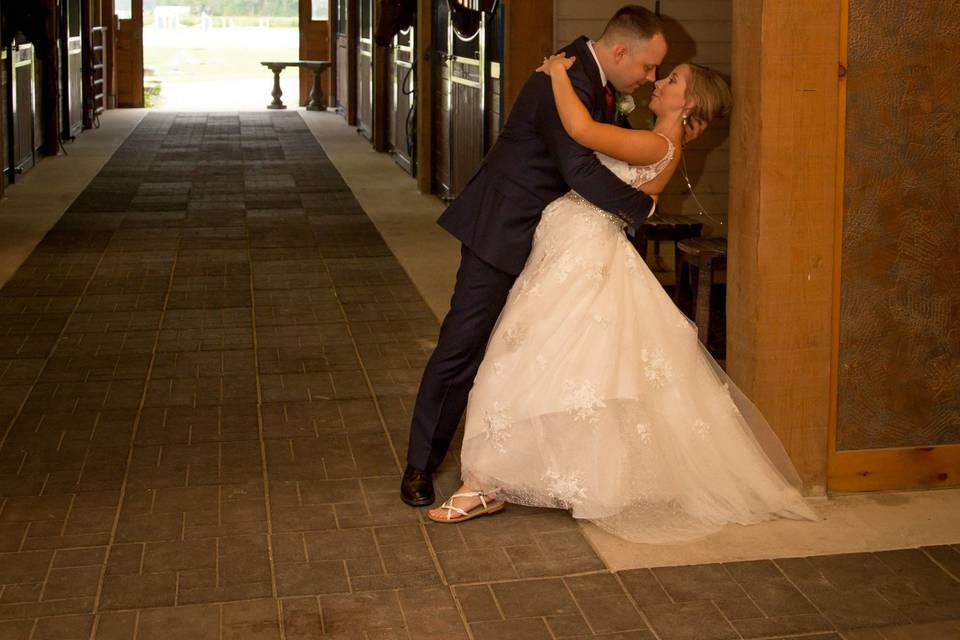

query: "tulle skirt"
left=460, top=194, right=819, bottom=544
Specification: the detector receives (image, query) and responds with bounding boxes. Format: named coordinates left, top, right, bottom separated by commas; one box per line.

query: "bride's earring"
left=682, top=113, right=689, bottom=127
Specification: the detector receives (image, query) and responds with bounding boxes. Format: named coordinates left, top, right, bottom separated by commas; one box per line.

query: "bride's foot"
left=427, top=483, right=504, bottom=523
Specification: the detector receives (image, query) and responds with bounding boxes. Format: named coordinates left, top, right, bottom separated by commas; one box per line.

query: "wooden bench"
left=628, top=213, right=704, bottom=273
left=675, top=236, right=728, bottom=350
left=260, top=61, right=332, bottom=111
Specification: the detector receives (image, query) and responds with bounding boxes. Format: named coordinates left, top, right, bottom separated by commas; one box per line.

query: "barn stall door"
left=387, top=25, right=414, bottom=174
left=62, top=0, right=84, bottom=137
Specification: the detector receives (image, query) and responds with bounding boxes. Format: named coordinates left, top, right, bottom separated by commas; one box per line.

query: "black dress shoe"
left=400, top=464, right=435, bottom=507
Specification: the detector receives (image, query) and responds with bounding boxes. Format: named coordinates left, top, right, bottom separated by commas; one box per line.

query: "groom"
left=401, top=6, right=668, bottom=506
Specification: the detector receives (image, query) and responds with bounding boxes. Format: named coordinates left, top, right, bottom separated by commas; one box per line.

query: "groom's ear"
left=612, top=43, right=629, bottom=63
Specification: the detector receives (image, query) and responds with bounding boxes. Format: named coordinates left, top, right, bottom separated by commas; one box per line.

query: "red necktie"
left=604, top=84, right=615, bottom=120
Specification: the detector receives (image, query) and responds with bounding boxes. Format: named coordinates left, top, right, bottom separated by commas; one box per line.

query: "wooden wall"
left=553, top=0, right=655, bottom=46
left=657, top=0, right=730, bottom=230
left=299, top=0, right=332, bottom=107
left=553, top=0, right=732, bottom=230
left=501, top=0, right=552, bottom=116
left=828, top=0, right=960, bottom=492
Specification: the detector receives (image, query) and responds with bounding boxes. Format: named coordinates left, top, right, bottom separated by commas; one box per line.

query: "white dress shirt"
left=585, top=40, right=608, bottom=87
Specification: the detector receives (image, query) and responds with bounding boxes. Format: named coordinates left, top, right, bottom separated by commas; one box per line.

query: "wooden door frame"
left=115, top=0, right=143, bottom=108
left=328, top=0, right=338, bottom=107
left=825, top=0, right=960, bottom=493
left=299, top=0, right=332, bottom=108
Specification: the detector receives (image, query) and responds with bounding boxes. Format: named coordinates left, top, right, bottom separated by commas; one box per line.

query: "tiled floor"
left=1, top=112, right=959, bottom=640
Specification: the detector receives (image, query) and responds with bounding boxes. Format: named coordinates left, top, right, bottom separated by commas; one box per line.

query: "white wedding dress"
left=460, top=138, right=818, bottom=543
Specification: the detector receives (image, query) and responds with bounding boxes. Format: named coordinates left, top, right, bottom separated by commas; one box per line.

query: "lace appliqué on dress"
left=693, top=419, right=710, bottom=439
left=586, top=263, right=607, bottom=282
left=516, top=277, right=543, bottom=299
left=636, top=422, right=652, bottom=444
left=632, top=133, right=676, bottom=189
left=502, top=324, right=527, bottom=350
left=562, top=378, right=606, bottom=424
left=483, top=401, right=512, bottom=453
left=550, top=251, right=585, bottom=284
left=543, top=469, right=587, bottom=505
left=640, top=347, right=676, bottom=387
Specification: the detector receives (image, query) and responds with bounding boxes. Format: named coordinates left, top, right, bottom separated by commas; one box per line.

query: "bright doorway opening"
left=143, top=0, right=301, bottom=110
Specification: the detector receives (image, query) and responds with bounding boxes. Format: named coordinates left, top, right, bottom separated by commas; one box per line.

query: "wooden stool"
left=629, top=214, right=704, bottom=272
left=675, top=236, right=727, bottom=347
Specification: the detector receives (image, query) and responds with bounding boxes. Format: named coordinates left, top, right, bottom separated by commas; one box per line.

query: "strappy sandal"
left=427, top=491, right=505, bottom=524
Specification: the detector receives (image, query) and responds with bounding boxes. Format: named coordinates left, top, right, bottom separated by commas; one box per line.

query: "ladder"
left=90, top=26, right=108, bottom=119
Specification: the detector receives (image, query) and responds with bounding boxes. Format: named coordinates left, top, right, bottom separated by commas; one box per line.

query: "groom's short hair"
left=600, top=5, right=664, bottom=42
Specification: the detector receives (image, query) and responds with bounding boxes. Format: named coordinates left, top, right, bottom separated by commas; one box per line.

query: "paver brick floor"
left=1, top=113, right=959, bottom=639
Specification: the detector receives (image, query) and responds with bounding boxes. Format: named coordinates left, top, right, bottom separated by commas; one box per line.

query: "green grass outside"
left=145, top=43, right=299, bottom=82
left=144, top=15, right=299, bottom=28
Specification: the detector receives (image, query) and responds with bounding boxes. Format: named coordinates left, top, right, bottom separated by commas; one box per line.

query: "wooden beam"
left=371, top=0, right=389, bottom=151
left=346, top=0, right=358, bottom=125
left=41, top=0, right=60, bottom=155
left=727, top=0, right=843, bottom=494
left=328, top=0, right=338, bottom=106
left=415, top=0, right=432, bottom=192
left=300, top=0, right=331, bottom=107
left=81, top=0, right=93, bottom=129
left=502, top=0, right=552, bottom=117
left=828, top=446, right=960, bottom=493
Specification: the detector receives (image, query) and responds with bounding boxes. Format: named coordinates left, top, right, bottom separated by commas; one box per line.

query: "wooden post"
left=0, top=45, right=4, bottom=197
left=102, top=0, right=116, bottom=108
left=41, top=0, right=60, bottom=155
left=727, top=0, right=843, bottom=493
left=415, top=0, right=432, bottom=193
left=300, top=0, right=331, bottom=107
left=502, top=0, right=553, bottom=118
left=371, top=0, right=389, bottom=151
left=328, top=0, right=338, bottom=107
left=346, top=0, right=358, bottom=124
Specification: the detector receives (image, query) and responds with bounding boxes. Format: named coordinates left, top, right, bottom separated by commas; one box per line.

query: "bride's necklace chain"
left=680, top=152, right=724, bottom=228
left=656, top=114, right=725, bottom=228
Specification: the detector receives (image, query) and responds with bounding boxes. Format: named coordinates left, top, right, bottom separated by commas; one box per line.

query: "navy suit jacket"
left=437, top=36, right=653, bottom=276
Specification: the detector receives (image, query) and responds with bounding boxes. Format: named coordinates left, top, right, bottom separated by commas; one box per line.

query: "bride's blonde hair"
left=685, top=64, right=732, bottom=125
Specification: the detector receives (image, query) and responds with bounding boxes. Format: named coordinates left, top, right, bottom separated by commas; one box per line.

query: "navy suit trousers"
left=406, top=245, right=517, bottom=473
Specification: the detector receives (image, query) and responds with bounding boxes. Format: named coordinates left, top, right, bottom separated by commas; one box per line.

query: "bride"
left=427, top=53, right=819, bottom=542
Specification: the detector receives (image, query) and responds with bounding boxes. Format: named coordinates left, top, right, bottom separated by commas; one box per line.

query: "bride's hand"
left=537, top=53, right=575, bottom=76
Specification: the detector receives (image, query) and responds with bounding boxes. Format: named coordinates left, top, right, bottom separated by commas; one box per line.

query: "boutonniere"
left=615, top=93, right=636, bottom=117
